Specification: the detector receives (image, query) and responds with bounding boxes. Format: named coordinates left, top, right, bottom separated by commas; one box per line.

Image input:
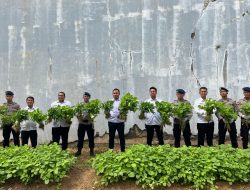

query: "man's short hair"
left=113, top=88, right=120, bottom=93
left=26, top=96, right=34, bottom=101
left=58, top=91, right=66, bottom=97
left=149, top=86, right=157, bottom=92
left=199, top=87, right=207, bottom=91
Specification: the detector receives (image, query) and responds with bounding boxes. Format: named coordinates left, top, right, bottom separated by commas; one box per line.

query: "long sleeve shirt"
left=51, top=100, right=72, bottom=127
left=172, top=99, right=193, bottom=124
left=108, top=99, right=124, bottom=123
left=194, top=98, right=214, bottom=123
left=20, top=106, right=38, bottom=131
left=144, top=98, right=162, bottom=126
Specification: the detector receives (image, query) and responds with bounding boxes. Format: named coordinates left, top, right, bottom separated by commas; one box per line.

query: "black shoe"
left=75, top=150, right=81, bottom=157
left=89, top=148, right=95, bottom=157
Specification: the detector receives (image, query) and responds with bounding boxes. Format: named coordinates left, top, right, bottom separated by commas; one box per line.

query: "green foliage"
left=13, top=109, right=29, bottom=123
left=240, top=103, right=250, bottom=116
left=0, top=105, right=14, bottom=126
left=118, top=93, right=139, bottom=121
left=102, top=100, right=114, bottom=119
left=216, top=102, right=238, bottom=130
left=74, top=99, right=102, bottom=121
left=29, top=109, right=48, bottom=129
left=155, top=101, right=173, bottom=126
left=198, top=99, right=218, bottom=121
left=47, top=106, right=74, bottom=123
left=172, top=102, right=193, bottom=130
left=0, top=143, right=76, bottom=185
left=138, top=102, right=155, bottom=120
left=91, top=145, right=250, bottom=190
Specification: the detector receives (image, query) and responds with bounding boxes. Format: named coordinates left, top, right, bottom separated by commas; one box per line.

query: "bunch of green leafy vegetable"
left=11, top=110, right=29, bottom=132
left=216, top=102, right=238, bottom=130
left=74, top=99, right=102, bottom=121
left=155, top=101, right=173, bottom=126
left=29, top=109, right=48, bottom=129
left=102, top=100, right=114, bottom=119
left=240, top=103, right=250, bottom=125
left=118, top=93, right=139, bottom=121
left=47, top=106, right=74, bottom=123
left=198, top=99, right=217, bottom=122
left=172, top=102, right=193, bottom=130
left=138, top=102, right=155, bottom=120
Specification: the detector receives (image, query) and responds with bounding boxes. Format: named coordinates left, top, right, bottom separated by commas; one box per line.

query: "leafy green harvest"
left=102, top=100, right=114, bottom=119
left=240, top=103, right=250, bottom=125
left=47, top=106, right=74, bottom=123
left=28, top=109, right=47, bottom=129
left=155, top=101, right=173, bottom=126
left=74, top=99, right=102, bottom=121
left=216, top=102, right=237, bottom=130
left=0, top=143, right=76, bottom=185
left=198, top=99, right=217, bottom=121
left=118, top=93, right=139, bottom=121
left=172, top=102, right=193, bottom=130
left=138, top=102, right=155, bottom=120
left=92, top=144, right=250, bottom=190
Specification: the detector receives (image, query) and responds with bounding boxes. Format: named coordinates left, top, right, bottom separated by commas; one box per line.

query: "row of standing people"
left=1, top=86, right=250, bottom=156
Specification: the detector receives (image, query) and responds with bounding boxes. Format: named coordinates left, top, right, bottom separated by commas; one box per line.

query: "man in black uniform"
left=215, top=87, right=238, bottom=148
left=75, top=92, right=95, bottom=156
left=2, top=91, right=20, bottom=147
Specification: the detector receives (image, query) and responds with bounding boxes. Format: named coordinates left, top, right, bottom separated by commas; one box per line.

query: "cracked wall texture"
left=0, top=0, right=250, bottom=143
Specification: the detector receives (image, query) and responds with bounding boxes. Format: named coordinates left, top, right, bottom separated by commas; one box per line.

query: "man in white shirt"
left=108, top=88, right=125, bottom=152
left=194, top=87, right=214, bottom=146
left=144, top=87, right=164, bottom=146
left=51, top=92, right=72, bottom=150
left=20, top=96, right=38, bottom=148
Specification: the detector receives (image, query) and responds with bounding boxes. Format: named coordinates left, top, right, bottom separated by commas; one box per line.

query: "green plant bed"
left=0, top=143, right=76, bottom=185
left=91, top=145, right=250, bottom=190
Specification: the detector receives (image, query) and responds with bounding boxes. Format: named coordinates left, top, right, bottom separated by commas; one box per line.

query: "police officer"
left=144, top=87, right=164, bottom=146
left=172, top=89, right=192, bottom=147
left=215, top=87, right=238, bottom=148
left=51, top=92, right=72, bottom=150
left=2, top=91, right=20, bottom=147
left=108, top=88, right=126, bottom=152
left=20, top=96, right=38, bottom=148
left=75, top=92, right=95, bottom=157
left=237, top=87, right=250, bottom=149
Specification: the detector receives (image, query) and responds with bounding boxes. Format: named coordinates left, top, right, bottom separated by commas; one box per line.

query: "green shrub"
left=91, top=145, right=250, bottom=190
left=0, top=143, right=76, bottom=184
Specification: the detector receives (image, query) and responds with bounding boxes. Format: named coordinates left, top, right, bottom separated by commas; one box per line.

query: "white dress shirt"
left=51, top=100, right=72, bottom=127
left=145, top=98, right=162, bottom=126
left=108, top=99, right=124, bottom=123
left=20, top=106, right=38, bottom=131
left=194, top=97, right=214, bottom=123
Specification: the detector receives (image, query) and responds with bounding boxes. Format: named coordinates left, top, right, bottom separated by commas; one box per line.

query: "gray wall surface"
left=0, top=0, right=250, bottom=144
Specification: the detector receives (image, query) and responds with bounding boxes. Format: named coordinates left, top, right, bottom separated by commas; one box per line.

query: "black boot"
left=75, top=148, right=82, bottom=157
left=89, top=148, right=95, bottom=156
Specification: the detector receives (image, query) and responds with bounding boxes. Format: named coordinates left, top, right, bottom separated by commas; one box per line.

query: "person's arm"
left=193, top=100, right=206, bottom=116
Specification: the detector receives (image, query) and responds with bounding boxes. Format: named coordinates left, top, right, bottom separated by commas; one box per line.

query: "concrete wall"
left=0, top=0, right=250, bottom=144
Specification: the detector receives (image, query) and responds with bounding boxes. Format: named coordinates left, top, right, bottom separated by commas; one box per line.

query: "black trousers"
left=52, top=127, right=70, bottom=150
left=240, top=121, right=250, bottom=149
left=108, top=122, right=125, bottom=151
left=145, top=125, right=164, bottom=146
left=218, top=120, right=238, bottom=148
left=2, top=124, right=20, bottom=147
left=77, top=123, right=94, bottom=149
left=21, top=130, right=37, bottom=148
left=173, top=122, right=191, bottom=147
left=197, top=122, right=214, bottom=146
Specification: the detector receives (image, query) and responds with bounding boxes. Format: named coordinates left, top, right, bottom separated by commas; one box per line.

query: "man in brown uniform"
left=2, top=91, right=20, bottom=147
left=215, top=87, right=238, bottom=148
left=237, top=87, right=250, bottom=149
left=172, top=89, right=193, bottom=147
left=75, top=92, right=95, bottom=157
